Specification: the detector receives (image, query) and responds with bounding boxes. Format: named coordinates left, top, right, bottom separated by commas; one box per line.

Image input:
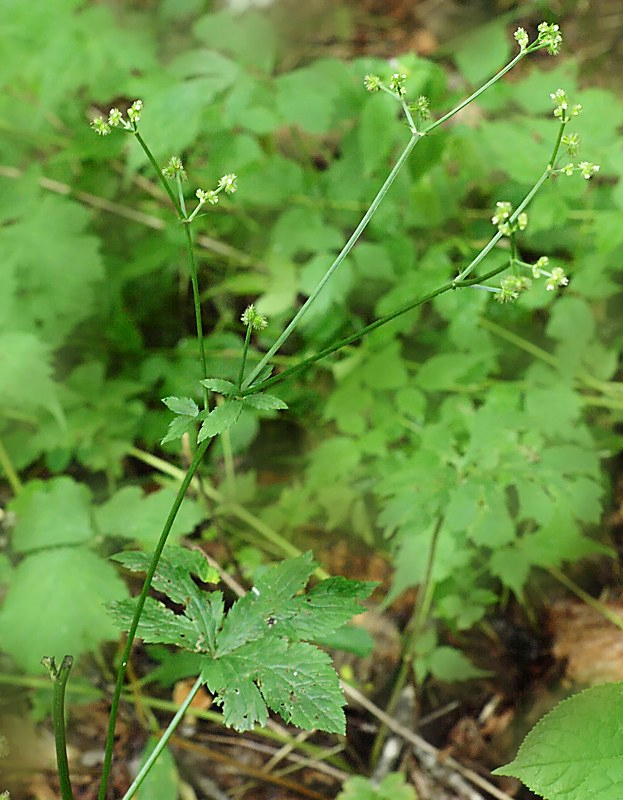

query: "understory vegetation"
left=1, top=2, right=623, bottom=799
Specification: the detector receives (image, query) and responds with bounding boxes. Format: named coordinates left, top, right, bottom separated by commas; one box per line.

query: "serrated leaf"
left=199, top=378, right=238, bottom=396
left=338, top=772, right=417, bottom=800
left=288, top=577, right=378, bottom=640
left=0, top=546, right=128, bottom=673
left=427, top=646, right=490, bottom=681
left=136, top=736, right=179, bottom=800
left=9, top=477, right=94, bottom=553
left=110, top=549, right=371, bottom=733
left=243, top=393, right=288, bottom=411
left=111, top=548, right=223, bottom=654
left=197, top=399, right=243, bottom=442
left=95, top=487, right=204, bottom=548
left=494, top=682, right=623, bottom=800
left=109, top=596, right=202, bottom=649
left=162, top=396, right=199, bottom=416
left=161, top=415, right=196, bottom=445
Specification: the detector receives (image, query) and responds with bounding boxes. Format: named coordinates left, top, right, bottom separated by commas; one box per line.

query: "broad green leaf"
left=358, top=93, right=399, bottom=177
left=337, top=772, right=417, bottom=800
left=243, top=393, right=288, bottom=411
left=0, top=546, right=128, bottom=673
left=199, top=378, right=238, bottom=396
left=494, top=683, right=623, bottom=800
left=136, top=737, right=179, bottom=800
left=95, top=486, right=204, bottom=548
left=0, top=333, right=62, bottom=420
left=0, top=195, right=105, bottom=347
left=453, top=20, right=511, bottom=85
left=197, top=399, right=244, bottom=441
left=427, top=646, right=490, bottom=681
left=193, top=10, right=278, bottom=74
left=9, top=477, right=93, bottom=553
left=162, top=396, right=199, bottom=417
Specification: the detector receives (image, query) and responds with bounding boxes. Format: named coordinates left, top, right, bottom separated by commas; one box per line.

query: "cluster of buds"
left=241, top=304, right=268, bottom=331
left=531, top=256, right=569, bottom=291
left=184, top=172, right=238, bottom=221
left=496, top=275, right=532, bottom=304
left=90, top=100, right=143, bottom=135
left=514, top=22, right=562, bottom=55
left=491, top=201, right=527, bottom=238
left=550, top=88, right=581, bottom=122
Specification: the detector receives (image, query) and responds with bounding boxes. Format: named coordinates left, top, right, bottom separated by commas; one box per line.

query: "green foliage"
left=494, top=683, right=623, bottom=800
left=0, top=0, right=620, bottom=767
left=337, top=772, right=417, bottom=800
left=109, top=550, right=375, bottom=732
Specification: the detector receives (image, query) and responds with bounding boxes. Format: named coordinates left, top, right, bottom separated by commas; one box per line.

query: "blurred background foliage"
left=1, top=0, right=623, bottom=681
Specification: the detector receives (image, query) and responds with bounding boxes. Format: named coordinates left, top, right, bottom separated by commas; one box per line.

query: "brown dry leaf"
left=1, top=714, right=60, bottom=797
left=549, top=599, right=623, bottom=685
left=172, top=679, right=213, bottom=712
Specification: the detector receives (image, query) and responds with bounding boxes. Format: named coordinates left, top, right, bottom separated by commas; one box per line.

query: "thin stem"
left=370, top=515, right=443, bottom=766
left=183, top=223, right=209, bottom=409
left=237, top=323, right=253, bottom=390
left=242, top=132, right=422, bottom=389
left=176, top=173, right=187, bottom=218
left=548, top=118, right=568, bottom=168
left=48, top=656, right=75, bottom=800
left=423, top=50, right=526, bottom=135
left=243, top=264, right=509, bottom=396
left=455, top=168, right=551, bottom=281
left=133, top=131, right=182, bottom=217
left=98, top=438, right=212, bottom=800
left=121, top=676, right=203, bottom=800
left=548, top=567, right=623, bottom=631
left=0, top=437, right=22, bottom=494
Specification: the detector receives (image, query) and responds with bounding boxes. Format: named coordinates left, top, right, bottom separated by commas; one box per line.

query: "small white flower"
left=514, top=27, right=529, bottom=50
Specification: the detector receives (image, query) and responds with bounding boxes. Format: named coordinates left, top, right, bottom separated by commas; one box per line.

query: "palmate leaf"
left=108, top=549, right=375, bottom=733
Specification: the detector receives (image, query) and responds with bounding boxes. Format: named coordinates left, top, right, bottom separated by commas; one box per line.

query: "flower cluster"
left=550, top=88, right=581, bottom=122
left=491, top=201, right=527, bottom=237
left=363, top=74, right=382, bottom=93
left=90, top=99, right=143, bottom=135
left=410, top=95, right=431, bottom=122
left=496, top=275, right=532, bottom=304
left=513, top=22, right=562, bottom=55
left=536, top=22, right=562, bottom=55
left=559, top=161, right=600, bottom=180
left=185, top=172, right=238, bottom=221
left=241, top=304, right=268, bottom=331
left=531, top=256, right=569, bottom=290
left=388, top=72, right=407, bottom=97
left=162, top=156, right=187, bottom=181
left=514, top=27, right=530, bottom=51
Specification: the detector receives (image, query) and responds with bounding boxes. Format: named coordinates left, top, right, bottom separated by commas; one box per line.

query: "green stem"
left=183, top=223, right=209, bottom=408
left=0, top=436, right=22, bottom=494
left=237, top=322, right=253, bottom=390
left=456, top=168, right=551, bottom=282
left=133, top=131, right=182, bottom=217
left=242, top=132, right=422, bottom=389
left=98, top=438, right=212, bottom=800
left=121, top=676, right=203, bottom=800
left=548, top=118, right=568, bottom=168
left=46, top=656, right=75, bottom=800
left=370, top=515, right=443, bottom=766
left=243, top=264, right=509, bottom=396
left=423, top=50, right=526, bottom=135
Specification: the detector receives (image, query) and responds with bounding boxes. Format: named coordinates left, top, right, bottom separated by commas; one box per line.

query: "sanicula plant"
left=39, top=21, right=602, bottom=800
